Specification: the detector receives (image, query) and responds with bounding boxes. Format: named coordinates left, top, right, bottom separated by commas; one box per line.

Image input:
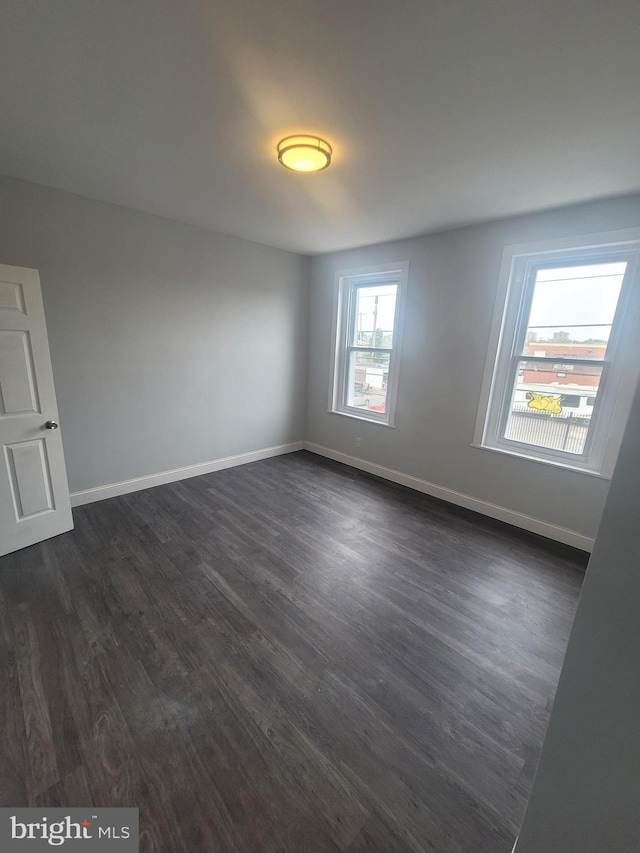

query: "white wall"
left=0, top=175, right=308, bottom=493
left=513, top=372, right=640, bottom=852
left=306, top=193, right=640, bottom=546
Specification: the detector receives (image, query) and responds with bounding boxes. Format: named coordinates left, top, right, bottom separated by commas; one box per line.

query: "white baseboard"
left=303, top=442, right=593, bottom=552
left=70, top=441, right=304, bottom=507
left=70, top=439, right=594, bottom=551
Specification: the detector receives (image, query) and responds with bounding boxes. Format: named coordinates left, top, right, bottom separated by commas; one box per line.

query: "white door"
left=0, top=264, right=73, bottom=557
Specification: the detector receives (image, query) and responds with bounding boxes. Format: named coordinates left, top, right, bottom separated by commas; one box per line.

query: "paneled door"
left=0, top=264, right=73, bottom=557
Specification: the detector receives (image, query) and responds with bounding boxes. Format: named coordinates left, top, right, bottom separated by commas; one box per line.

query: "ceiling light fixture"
left=277, top=135, right=332, bottom=173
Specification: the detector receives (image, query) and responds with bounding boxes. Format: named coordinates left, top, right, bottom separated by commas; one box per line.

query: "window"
left=330, top=262, right=408, bottom=426
left=475, top=235, right=640, bottom=476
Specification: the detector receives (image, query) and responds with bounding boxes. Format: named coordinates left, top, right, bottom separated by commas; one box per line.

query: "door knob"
left=44, top=420, right=59, bottom=430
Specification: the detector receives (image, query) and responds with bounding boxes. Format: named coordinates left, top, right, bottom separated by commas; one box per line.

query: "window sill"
left=328, top=409, right=396, bottom=428
left=471, top=442, right=611, bottom=479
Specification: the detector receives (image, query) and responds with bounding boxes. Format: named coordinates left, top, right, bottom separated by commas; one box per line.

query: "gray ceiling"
left=1, top=0, right=639, bottom=254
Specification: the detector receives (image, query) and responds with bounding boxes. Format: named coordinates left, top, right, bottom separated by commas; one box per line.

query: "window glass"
left=501, top=260, right=629, bottom=459
left=522, top=262, right=626, bottom=358
left=353, top=285, right=397, bottom=347
left=346, top=350, right=389, bottom=413
left=505, top=362, right=603, bottom=455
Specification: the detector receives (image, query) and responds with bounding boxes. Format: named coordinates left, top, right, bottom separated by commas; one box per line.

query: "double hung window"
left=476, top=236, right=640, bottom=476
left=330, top=263, right=408, bottom=427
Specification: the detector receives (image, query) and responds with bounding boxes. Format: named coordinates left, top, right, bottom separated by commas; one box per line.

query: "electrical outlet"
left=355, top=437, right=362, bottom=448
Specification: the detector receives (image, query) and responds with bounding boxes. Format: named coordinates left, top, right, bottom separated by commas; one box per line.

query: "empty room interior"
left=1, top=1, right=640, bottom=851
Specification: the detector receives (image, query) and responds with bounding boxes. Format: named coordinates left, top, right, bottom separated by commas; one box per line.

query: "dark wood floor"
left=0, top=451, right=586, bottom=852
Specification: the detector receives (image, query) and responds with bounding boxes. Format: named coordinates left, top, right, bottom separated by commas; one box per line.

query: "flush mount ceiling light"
left=277, top=135, right=332, bottom=173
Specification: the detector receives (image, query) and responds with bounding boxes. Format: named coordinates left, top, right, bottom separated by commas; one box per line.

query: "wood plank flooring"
left=0, top=450, right=586, bottom=852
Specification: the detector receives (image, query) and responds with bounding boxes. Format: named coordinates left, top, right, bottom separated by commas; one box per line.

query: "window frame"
left=474, top=231, right=640, bottom=478
left=329, top=262, right=408, bottom=427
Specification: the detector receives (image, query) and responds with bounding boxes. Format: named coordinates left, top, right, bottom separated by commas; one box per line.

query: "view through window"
left=332, top=263, right=407, bottom=427
left=346, top=283, right=397, bottom=415
left=504, top=262, right=627, bottom=455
